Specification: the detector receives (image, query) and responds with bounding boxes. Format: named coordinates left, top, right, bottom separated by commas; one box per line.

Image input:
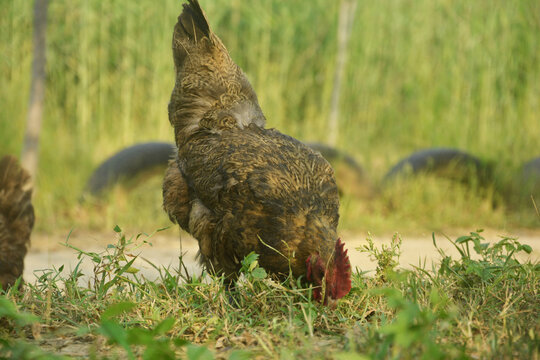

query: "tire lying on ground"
left=383, top=148, right=491, bottom=186
left=84, top=141, right=370, bottom=198
left=515, top=156, right=540, bottom=201
left=84, top=142, right=175, bottom=196
left=306, top=143, right=372, bottom=199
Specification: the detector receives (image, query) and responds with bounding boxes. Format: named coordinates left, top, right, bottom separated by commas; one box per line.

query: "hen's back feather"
left=0, top=155, right=34, bottom=289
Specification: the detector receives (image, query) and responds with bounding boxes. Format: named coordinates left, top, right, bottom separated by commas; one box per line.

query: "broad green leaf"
left=125, top=266, right=140, bottom=274
left=153, top=317, right=176, bottom=335
left=187, top=344, right=214, bottom=360
left=456, top=236, right=471, bottom=244
left=228, top=350, right=252, bottom=360
left=102, top=302, right=137, bottom=320
left=0, top=297, right=40, bottom=326
left=252, top=267, right=267, bottom=279
left=521, top=244, right=533, bottom=254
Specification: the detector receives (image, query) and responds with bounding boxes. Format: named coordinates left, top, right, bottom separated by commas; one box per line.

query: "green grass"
left=1, top=0, right=539, bottom=233
left=1, top=227, right=538, bottom=358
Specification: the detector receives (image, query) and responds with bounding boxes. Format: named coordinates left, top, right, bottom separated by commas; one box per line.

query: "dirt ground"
left=24, top=228, right=540, bottom=284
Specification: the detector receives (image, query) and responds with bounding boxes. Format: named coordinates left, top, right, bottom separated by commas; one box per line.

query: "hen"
left=163, top=0, right=351, bottom=303
left=0, top=155, right=34, bottom=289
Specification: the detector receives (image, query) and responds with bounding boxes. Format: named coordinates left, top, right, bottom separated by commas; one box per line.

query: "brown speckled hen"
left=0, top=155, right=34, bottom=289
left=163, top=0, right=351, bottom=303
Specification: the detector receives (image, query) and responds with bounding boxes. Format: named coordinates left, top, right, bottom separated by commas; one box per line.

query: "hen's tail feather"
left=178, top=0, right=211, bottom=42
left=170, top=0, right=215, bottom=127
left=0, top=155, right=34, bottom=289
left=169, top=1, right=266, bottom=146
left=0, top=155, right=31, bottom=193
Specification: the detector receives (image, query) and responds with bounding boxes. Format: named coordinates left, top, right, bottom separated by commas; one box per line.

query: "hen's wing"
left=178, top=124, right=339, bottom=277
left=163, top=157, right=191, bottom=231
left=0, top=155, right=34, bottom=289
left=163, top=156, right=219, bottom=274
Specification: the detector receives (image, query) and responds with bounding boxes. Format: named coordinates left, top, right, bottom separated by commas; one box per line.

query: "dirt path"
left=24, top=229, right=540, bottom=284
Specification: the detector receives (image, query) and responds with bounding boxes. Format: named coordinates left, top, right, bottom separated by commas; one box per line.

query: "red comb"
left=329, top=238, right=351, bottom=299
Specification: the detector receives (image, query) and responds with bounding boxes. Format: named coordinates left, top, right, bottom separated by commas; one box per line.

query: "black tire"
left=84, top=141, right=370, bottom=198
left=306, top=143, right=365, bottom=178
left=306, top=143, right=371, bottom=198
left=517, top=156, right=540, bottom=199
left=84, top=142, right=175, bottom=196
left=383, top=148, right=490, bottom=185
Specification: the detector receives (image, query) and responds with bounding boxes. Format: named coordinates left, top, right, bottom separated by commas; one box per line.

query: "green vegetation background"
left=1, top=0, right=539, bottom=233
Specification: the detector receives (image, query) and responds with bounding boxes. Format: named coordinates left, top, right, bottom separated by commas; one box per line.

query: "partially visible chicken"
left=163, top=0, right=351, bottom=303
left=0, top=155, right=34, bottom=289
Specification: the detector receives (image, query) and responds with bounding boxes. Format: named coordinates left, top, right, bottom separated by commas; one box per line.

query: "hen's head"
left=305, top=238, right=351, bottom=305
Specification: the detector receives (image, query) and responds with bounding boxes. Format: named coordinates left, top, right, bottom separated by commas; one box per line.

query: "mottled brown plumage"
left=168, top=0, right=265, bottom=144
left=0, top=155, right=34, bottom=289
left=163, top=0, right=351, bottom=303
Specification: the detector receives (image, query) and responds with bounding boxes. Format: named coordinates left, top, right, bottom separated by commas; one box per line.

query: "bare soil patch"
left=24, top=229, right=540, bottom=283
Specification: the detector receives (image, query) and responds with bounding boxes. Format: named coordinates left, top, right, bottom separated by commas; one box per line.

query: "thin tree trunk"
left=328, top=0, right=357, bottom=146
left=21, top=0, right=48, bottom=180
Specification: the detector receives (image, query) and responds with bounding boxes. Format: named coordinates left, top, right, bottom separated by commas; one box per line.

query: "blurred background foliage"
left=0, top=0, right=539, bottom=234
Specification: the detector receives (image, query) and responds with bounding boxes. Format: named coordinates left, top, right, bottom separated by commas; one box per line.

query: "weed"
left=357, top=233, right=402, bottom=282
left=0, top=227, right=538, bottom=358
